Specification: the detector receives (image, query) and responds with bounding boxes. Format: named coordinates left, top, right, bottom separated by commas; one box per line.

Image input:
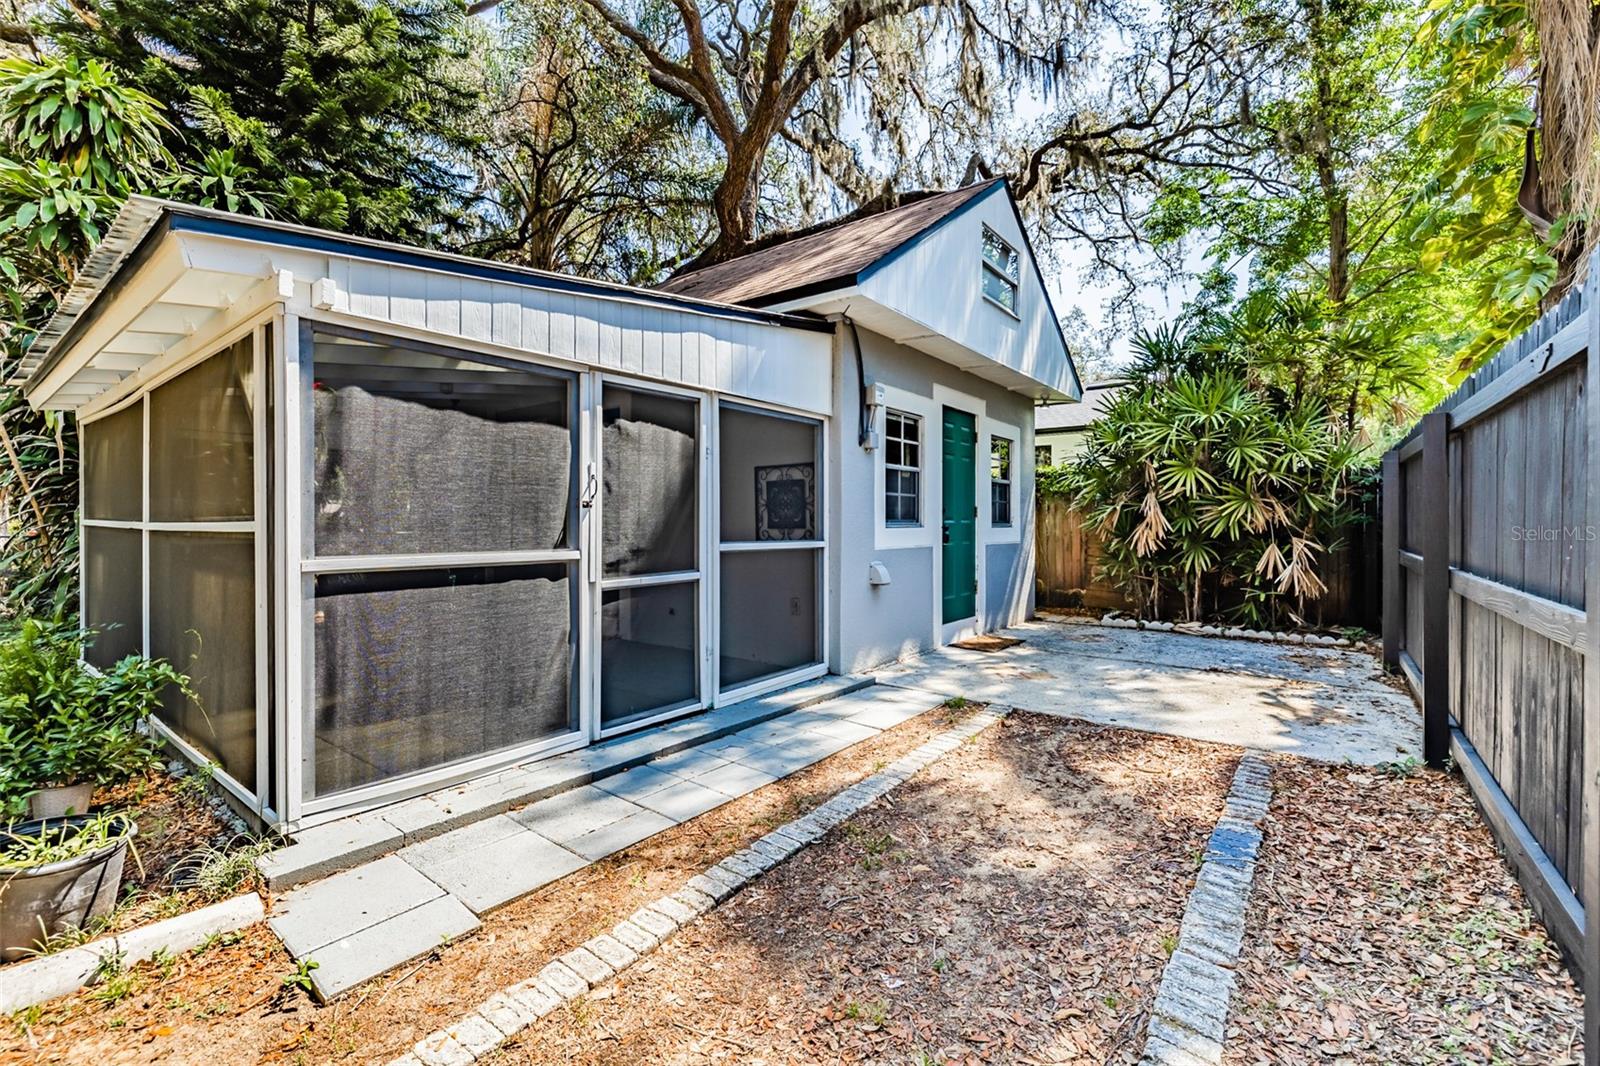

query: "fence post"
left=1582, top=258, right=1600, bottom=1066
left=1380, top=450, right=1401, bottom=670
left=1420, top=410, right=1450, bottom=768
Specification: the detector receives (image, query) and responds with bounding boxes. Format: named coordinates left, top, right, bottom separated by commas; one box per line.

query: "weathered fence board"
left=1033, top=497, right=1131, bottom=611
left=1382, top=267, right=1599, bottom=1058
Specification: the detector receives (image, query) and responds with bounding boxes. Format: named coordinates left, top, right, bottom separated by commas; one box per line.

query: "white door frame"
left=932, top=383, right=987, bottom=646
left=590, top=371, right=712, bottom=740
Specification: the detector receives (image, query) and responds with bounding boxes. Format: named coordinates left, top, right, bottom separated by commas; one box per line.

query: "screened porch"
left=80, top=318, right=830, bottom=829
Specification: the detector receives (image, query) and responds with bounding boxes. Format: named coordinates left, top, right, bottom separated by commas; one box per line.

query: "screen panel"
left=148, top=338, right=255, bottom=522
left=83, top=526, right=142, bottom=669
left=719, top=548, right=820, bottom=688
left=82, top=402, right=143, bottom=521
left=148, top=530, right=257, bottom=790
left=310, top=564, right=575, bottom=798
left=718, top=405, right=819, bottom=542
left=600, top=581, right=697, bottom=729
left=602, top=386, right=697, bottom=577
left=312, top=333, right=573, bottom=557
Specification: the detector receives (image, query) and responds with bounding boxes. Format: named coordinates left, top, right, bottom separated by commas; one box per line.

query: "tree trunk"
left=689, top=134, right=768, bottom=266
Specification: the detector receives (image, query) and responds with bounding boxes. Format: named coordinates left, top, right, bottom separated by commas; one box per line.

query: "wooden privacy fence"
left=1034, top=496, right=1132, bottom=611
left=1035, top=494, right=1381, bottom=629
left=1381, top=269, right=1599, bottom=1058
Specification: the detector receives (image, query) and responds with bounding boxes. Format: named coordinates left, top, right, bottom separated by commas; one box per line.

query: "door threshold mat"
left=951, top=635, right=1024, bottom=652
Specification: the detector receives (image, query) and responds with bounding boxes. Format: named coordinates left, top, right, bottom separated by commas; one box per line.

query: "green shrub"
left=0, top=618, right=190, bottom=817
left=1056, top=297, right=1387, bottom=627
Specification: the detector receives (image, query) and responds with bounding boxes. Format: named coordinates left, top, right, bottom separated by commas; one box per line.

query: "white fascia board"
left=762, top=285, right=862, bottom=315
left=27, top=238, right=189, bottom=407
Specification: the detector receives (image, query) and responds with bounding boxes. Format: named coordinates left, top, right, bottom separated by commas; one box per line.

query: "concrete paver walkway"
left=269, top=684, right=947, bottom=1000
left=872, top=618, right=1420, bottom=764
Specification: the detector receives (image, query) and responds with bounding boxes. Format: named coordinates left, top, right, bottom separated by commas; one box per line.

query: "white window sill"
left=982, top=293, right=1020, bottom=320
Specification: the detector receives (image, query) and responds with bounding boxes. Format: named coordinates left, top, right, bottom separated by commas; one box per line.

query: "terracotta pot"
left=26, top=783, right=95, bottom=820
left=0, top=813, right=135, bottom=961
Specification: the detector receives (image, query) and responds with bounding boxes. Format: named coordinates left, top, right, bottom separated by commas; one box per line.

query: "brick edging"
left=392, top=705, right=1013, bottom=1066
left=1138, top=754, right=1273, bottom=1066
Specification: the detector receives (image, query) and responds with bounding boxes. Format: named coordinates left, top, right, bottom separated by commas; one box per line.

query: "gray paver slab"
left=803, top=718, right=881, bottom=744
left=511, top=786, right=646, bottom=844
left=591, top=765, right=681, bottom=804
left=270, top=855, right=443, bottom=955
left=633, top=777, right=730, bottom=822
left=734, top=745, right=823, bottom=778
left=691, top=760, right=780, bottom=797
left=396, top=814, right=527, bottom=870
left=404, top=827, right=588, bottom=915
left=307, top=895, right=478, bottom=1000
left=258, top=814, right=403, bottom=890
left=648, top=747, right=734, bottom=778
left=562, top=808, right=677, bottom=861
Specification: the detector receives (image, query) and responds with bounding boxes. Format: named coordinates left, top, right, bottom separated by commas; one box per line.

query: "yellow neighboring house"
left=1034, top=380, right=1126, bottom=467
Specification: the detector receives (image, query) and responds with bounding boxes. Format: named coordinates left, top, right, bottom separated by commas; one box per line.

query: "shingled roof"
left=657, top=179, right=1003, bottom=307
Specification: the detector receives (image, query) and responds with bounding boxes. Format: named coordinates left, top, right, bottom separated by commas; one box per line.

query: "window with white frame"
left=884, top=409, right=921, bottom=525
left=1035, top=444, right=1053, bottom=468
left=991, top=435, right=1013, bottom=526
left=981, top=225, right=1020, bottom=312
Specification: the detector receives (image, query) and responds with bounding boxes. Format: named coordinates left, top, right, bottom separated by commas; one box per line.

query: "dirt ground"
left=3, top=702, right=967, bottom=1065
left=479, top=712, right=1239, bottom=1066
left=1224, top=759, right=1586, bottom=1066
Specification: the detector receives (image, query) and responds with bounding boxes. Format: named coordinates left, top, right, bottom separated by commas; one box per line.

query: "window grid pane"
left=991, top=436, right=1012, bottom=526
left=311, top=564, right=575, bottom=798
left=82, top=402, right=143, bottom=521
left=149, top=337, right=254, bottom=521
left=884, top=409, right=921, bottom=526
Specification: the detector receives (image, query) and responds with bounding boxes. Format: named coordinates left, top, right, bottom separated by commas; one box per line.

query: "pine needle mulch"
left=482, top=713, right=1239, bottom=1066
left=1224, top=759, right=1585, bottom=1066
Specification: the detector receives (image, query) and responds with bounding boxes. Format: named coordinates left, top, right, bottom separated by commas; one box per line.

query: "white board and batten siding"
left=323, top=255, right=834, bottom=416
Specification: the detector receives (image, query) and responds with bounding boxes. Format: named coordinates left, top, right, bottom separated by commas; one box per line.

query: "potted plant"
left=0, top=811, right=138, bottom=960
left=0, top=619, right=188, bottom=820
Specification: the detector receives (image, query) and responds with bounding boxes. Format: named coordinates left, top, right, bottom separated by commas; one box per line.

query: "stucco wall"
left=826, top=324, right=1035, bottom=674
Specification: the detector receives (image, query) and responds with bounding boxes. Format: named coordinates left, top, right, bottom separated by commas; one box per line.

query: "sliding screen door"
left=598, top=383, right=702, bottom=731
left=717, top=403, right=823, bottom=694
left=305, top=330, right=579, bottom=802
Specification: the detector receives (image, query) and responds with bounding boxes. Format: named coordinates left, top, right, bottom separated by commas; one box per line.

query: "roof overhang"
left=21, top=197, right=832, bottom=412
left=767, top=287, right=1078, bottom=401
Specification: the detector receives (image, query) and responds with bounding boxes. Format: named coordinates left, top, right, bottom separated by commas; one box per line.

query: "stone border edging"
left=1090, top=614, right=1358, bottom=648
left=390, top=704, right=1013, bottom=1066
left=1137, top=754, right=1273, bottom=1066
left=0, top=892, right=265, bottom=1014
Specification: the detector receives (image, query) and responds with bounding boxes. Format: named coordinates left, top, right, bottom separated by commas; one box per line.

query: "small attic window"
left=981, top=225, right=1019, bottom=313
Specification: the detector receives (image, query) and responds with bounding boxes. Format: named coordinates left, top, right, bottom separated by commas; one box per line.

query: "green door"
left=941, top=406, right=977, bottom=625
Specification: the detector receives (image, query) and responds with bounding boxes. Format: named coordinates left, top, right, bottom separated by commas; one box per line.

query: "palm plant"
left=1057, top=296, right=1375, bottom=627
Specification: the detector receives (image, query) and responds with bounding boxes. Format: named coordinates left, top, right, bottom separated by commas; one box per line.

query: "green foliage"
left=0, top=54, right=180, bottom=621
left=1058, top=299, right=1374, bottom=627
left=0, top=619, right=190, bottom=816
left=51, top=0, right=480, bottom=240
left=464, top=0, right=718, bottom=282
left=0, top=55, right=172, bottom=288
left=1142, top=0, right=1543, bottom=389
left=0, top=810, right=133, bottom=869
